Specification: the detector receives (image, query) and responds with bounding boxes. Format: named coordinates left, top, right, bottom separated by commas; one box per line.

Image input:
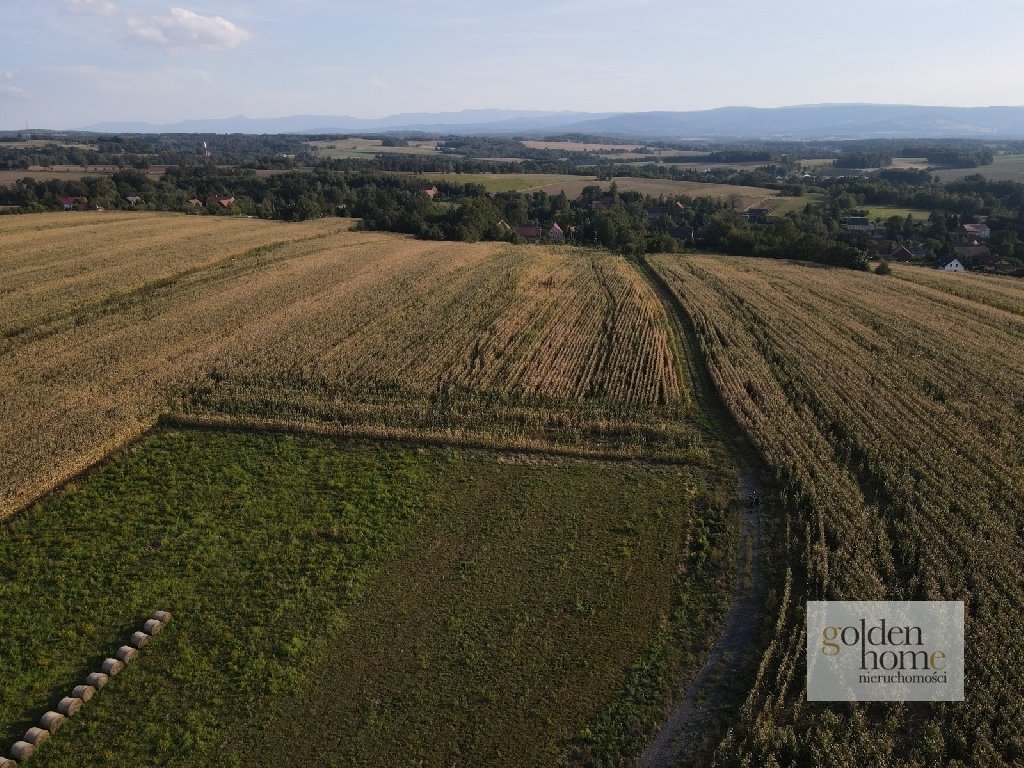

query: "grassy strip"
left=566, top=510, right=733, bottom=765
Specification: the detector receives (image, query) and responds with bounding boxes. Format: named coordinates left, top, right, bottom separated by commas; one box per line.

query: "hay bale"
left=57, top=696, right=83, bottom=717
left=116, top=645, right=139, bottom=663
left=24, top=727, right=48, bottom=747
left=129, top=631, right=150, bottom=649
left=10, top=741, right=34, bottom=762
left=143, top=619, right=164, bottom=636
left=86, top=672, right=109, bottom=689
left=152, top=610, right=173, bottom=624
left=71, top=684, right=96, bottom=702
left=0, top=756, right=18, bottom=768
left=40, top=710, right=66, bottom=733
left=101, top=657, right=124, bottom=676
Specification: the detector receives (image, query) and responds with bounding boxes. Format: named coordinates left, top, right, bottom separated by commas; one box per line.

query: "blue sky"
left=3, top=0, right=1024, bottom=129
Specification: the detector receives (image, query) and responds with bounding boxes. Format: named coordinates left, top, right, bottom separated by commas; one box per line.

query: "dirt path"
left=633, top=258, right=767, bottom=767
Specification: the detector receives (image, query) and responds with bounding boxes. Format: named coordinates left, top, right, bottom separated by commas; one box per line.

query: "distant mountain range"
left=81, top=104, right=1024, bottom=139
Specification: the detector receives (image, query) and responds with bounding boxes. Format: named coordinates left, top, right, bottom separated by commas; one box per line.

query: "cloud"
left=0, top=69, right=29, bottom=99
left=126, top=7, right=250, bottom=50
left=65, top=0, right=119, bottom=14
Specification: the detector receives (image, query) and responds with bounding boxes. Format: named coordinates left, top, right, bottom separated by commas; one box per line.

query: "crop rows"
left=650, top=254, right=1024, bottom=765
left=0, top=213, right=693, bottom=520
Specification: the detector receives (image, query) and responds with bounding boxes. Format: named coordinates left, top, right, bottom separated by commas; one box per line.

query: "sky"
left=2, top=0, right=1024, bottom=129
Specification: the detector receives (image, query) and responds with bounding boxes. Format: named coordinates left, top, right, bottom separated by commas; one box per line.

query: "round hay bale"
left=143, top=619, right=164, bottom=636
left=40, top=710, right=66, bottom=733
left=129, top=631, right=150, bottom=649
left=86, top=672, right=109, bottom=689
left=24, top=727, right=49, bottom=746
left=152, top=610, right=173, bottom=624
left=10, top=741, right=34, bottom=762
left=116, top=645, right=139, bottom=663
left=57, top=696, right=83, bottom=717
left=101, top=657, right=124, bottom=676
left=71, top=684, right=96, bottom=702
left=0, top=756, right=18, bottom=768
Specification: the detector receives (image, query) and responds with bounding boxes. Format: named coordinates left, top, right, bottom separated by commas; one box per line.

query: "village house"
left=888, top=244, right=930, bottom=261
left=187, top=198, right=204, bottom=207
left=206, top=196, right=235, bottom=208
left=843, top=216, right=876, bottom=233
left=548, top=223, right=565, bottom=243
left=513, top=224, right=541, bottom=240
left=126, top=196, right=142, bottom=206
left=744, top=207, right=772, bottom=224
left=417, top=185, right=440, bottom=200
left=60, top=196, right=87, bottom=211
left=888, top=245, right=915, bottom=262
left=961, top=223, right=991, bottom=239
left=935, top=256, right=965, bottom=272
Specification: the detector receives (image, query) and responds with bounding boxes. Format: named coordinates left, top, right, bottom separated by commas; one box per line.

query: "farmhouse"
left=745, top=207, right=772, bottom=224
left=548, top=223, right=565, bottom=243
left=961, top=223, right=991, bottom=239
left=889, top=245, right=915, bottom=262
left=187, top=198, right=204, bottom=207
left=843, top=216, right=876, bottom=232
left=417, top=185, right=440, bottom=199
left=60, top=196, right=87, bottom=211
left=513, top=224, right=541, bottom=240
left=935, top=256, right=965, bottom=272
left=207, top=196, right=236, bottom=208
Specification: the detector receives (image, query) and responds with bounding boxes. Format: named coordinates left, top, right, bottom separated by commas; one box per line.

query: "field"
left=0, top=212, right=700, bottom=522
left=0, top=167, right=120, bottom=184
left=419, top=172, right=780, bottom=207
left=648, top=254, right=1024, bottom=765
left=0, top=140, right=99, bottom=150
left=304, top=138, right=444, bottom=159
left=769, top=193, right=825, bottom=215
left=933, top=153, right=1024, bottom=183
left=861, top=204, right=932, bottom=220
left=0, top=212, right=744, bottom=766
left=0, top=429, right=732, bottom=766
left=889, top=156, right=931, bottom=170
left=6, top=210, right=1024, bottom=765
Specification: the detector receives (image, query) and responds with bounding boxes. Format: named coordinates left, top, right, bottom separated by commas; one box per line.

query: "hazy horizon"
left=4, top=0, right=1024, bottom=130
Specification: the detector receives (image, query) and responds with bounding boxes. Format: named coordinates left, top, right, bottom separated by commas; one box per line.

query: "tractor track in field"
left=633, top=256, right=767, bottom=768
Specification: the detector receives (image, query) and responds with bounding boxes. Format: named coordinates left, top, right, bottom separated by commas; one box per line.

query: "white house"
left=935, top=256, right=965, bottom=272
left=548, top=223, right=565, bottom=243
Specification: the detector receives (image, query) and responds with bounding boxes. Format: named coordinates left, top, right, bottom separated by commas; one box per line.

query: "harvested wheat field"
left=0, top=212, right=700, bottom=521
left=649, top=254, right=1024, bottom=766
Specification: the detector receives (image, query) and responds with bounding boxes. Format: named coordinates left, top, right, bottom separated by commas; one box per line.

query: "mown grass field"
left=648, top=254, right=1024, bottom=766
left=304, top=138, right=444, bottom=159
left=860, top=204, right=932, bottom=220
left=0, top=428, right=733, bottom=767
left=933, top=153, right=1024, bottom=182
